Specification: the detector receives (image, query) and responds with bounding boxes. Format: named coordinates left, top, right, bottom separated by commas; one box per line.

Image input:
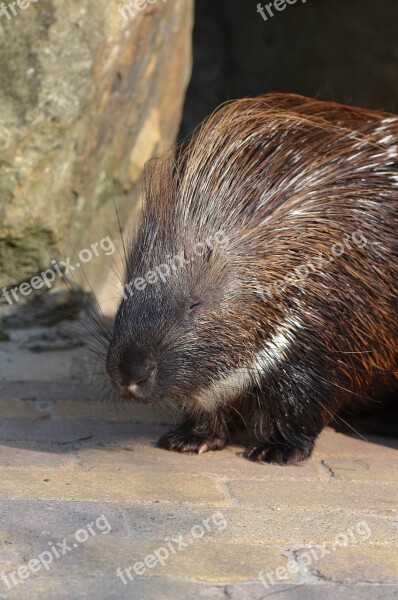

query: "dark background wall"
left=181, top=0, right=398, bottom=136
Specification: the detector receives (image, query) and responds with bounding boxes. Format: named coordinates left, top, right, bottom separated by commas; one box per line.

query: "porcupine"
left=106, top=93, right=398, bottom=464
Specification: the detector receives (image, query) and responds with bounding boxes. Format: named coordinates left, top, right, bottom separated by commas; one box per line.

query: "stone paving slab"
left=121, top=504, right=398, bottom=546
left=76, top=443, right=329, bottom=481
left=0, top=327, right=397, bottom=598
left=0, top=468, right=229, bottom=506
left=0, top=534, right=293, bottom=585
left=0, top=500, right=128, bottom=537
left=225, top=583, right=398, bottom=600
left=297, top=545, right=398, bottom=585
left=228, top=479, right=398, bottom=515
left=0, top=444, right=76, bottom=470
left=0, top=330, right=84, bottom=383
left=322, top=456, right=398, bottom=483
left=0, top=418, right=168, bottom=445
left=0, top=573, right=226, bottom=600
left=311, top=427, right=398, bottom=459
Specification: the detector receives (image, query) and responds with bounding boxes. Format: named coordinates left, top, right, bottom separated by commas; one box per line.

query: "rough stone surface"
left=225, top=583, right=398, bottom=600
left=298, top=546, right=398, bottom=585
left=0, top=0, right=193, bottom=297
left=0, top=574, right=226, bottom=600
left=0, top=468, right=229, bottom=506
left=0, top=327, right=397, bottom=598
left=228, top=479, right=398, bottom=515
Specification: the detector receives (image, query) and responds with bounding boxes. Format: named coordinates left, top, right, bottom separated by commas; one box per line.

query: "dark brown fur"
left=106, top=94, right=398, bottom=464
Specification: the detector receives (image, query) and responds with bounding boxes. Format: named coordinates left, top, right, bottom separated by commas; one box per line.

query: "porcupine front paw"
left=244, top=440, right=314, bottom=465
left=157, top=419, right=227, bottom=454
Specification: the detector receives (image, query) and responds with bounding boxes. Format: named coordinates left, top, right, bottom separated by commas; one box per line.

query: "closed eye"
left=189, top=302, right=202, bottom=311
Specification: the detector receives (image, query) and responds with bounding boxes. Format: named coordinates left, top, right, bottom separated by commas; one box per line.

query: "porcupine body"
left=106, top=94, right=398, bottom=464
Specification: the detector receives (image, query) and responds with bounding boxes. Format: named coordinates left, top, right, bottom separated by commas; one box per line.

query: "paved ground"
left=0, top=325, right=397, bottom=599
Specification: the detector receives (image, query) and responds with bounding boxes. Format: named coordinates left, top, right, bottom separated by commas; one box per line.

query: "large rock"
left=0, top=0, right=193, bottom=316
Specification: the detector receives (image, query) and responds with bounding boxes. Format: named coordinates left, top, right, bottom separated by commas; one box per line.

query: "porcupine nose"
left=106, top=351, right=156, bottom=399
left=126, top=362, right=156, bottom=396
